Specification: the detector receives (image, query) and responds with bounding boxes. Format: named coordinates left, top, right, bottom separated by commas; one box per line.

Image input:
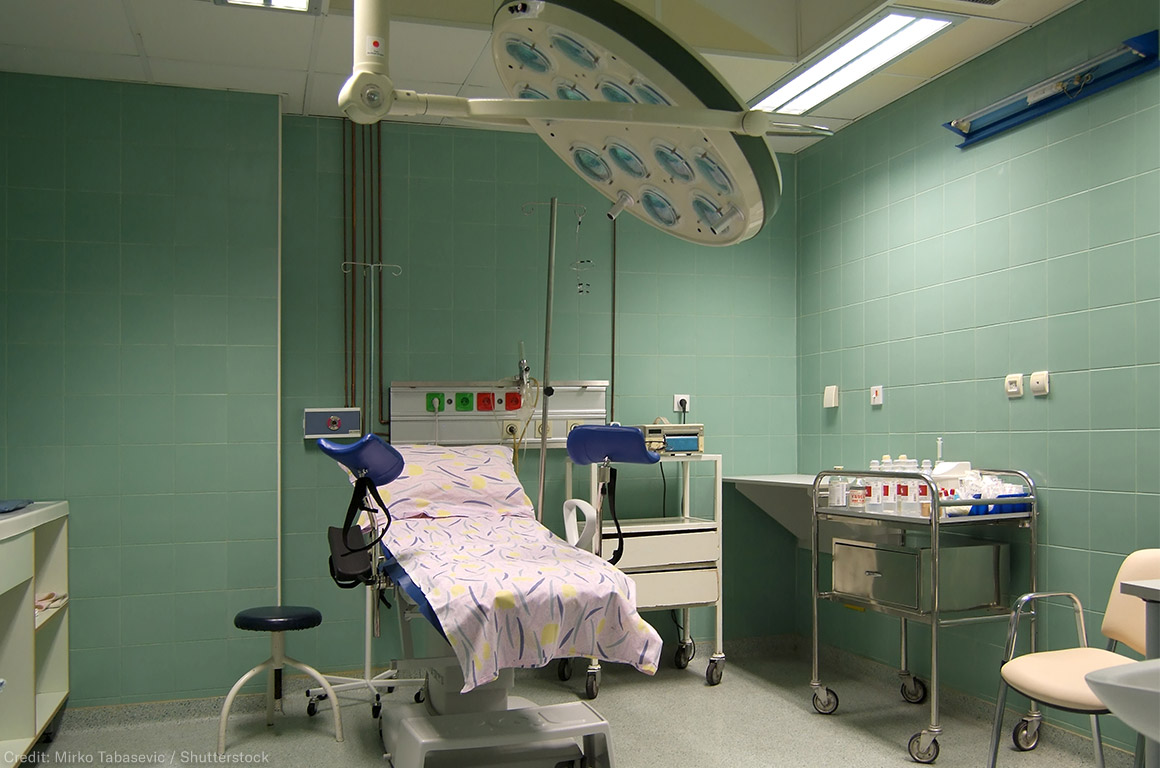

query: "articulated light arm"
left=338, top=0, right=831, bottom=138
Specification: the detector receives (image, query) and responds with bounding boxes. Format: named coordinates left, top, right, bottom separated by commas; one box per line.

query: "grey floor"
left=42, top=641, right=1135, bottom=768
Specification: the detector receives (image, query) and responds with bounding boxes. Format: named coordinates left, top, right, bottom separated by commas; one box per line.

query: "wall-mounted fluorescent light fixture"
left=753, top=10, right=957, bottom=116
left=945, top=30, right=1158, bottom=148
left=212, top=0, right=321, bottom=14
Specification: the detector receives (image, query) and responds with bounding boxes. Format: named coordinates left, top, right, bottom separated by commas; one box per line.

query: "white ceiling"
left=0, top=0, right=1080, bottom=152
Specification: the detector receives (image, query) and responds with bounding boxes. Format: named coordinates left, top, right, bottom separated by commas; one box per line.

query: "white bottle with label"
left=866, top=459, right=883, bottom=512
left=901, top=458, right=920, bottom=515
left=829, top=466, right=848, bottom=508
left=880, top=455, right=895, bottom=513
left=919, top=459, right=933, bottom=517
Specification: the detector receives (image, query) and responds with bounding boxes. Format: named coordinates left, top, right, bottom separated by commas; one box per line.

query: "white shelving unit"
left=565, top=453, right=725, bottom=688
left=0, top=501, right=69, bottom=768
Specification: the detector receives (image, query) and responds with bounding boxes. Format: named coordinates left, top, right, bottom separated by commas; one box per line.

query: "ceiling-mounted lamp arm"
left=338, top=0, right=395, bottom=122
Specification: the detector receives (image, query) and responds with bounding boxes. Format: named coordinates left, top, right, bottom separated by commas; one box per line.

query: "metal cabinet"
left=564, top=452, right=724, bottom=691
left=809, top=470, right=1037, bottom=764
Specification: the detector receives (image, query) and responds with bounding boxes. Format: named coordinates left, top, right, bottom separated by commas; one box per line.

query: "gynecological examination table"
left=317, top=435, right=662, bottom=768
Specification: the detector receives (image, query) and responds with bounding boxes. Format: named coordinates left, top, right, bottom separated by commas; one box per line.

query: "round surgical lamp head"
left=493, top=0, right=782, bottom=246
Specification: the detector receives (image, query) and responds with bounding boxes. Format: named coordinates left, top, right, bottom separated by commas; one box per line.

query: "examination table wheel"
left=706, top=659, right=724, bottom=686
left=901, top=677, right=928, bottom=704
left=557, top=658, right=573, bottom=681
left=908, top=732, right=940, bottom=764
left=414, top=689, right=425, bottom=704
left=811, top=687, right=839, bottom=714
left=1012, top=719, right=1040, bottom=751
left=674, top=643, right=692, bottom=670
left=585, top=671, right=599, bottom=700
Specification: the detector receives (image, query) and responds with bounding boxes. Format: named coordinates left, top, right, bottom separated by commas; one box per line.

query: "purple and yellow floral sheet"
left=370, top=444, right=662, bottom=692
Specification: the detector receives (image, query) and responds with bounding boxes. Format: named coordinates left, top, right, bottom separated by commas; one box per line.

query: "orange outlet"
left=504, top=392, right=522, bottom=411
left=477, top=392, right=496, bottom=411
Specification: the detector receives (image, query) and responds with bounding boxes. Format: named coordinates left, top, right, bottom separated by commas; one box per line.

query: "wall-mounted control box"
left=303, top=407, right=362, bottom=439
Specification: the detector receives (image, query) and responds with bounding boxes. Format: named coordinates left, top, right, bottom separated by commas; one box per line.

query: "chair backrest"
left=566, top=424, right=659, bottom=466
left=1101, top=548, right=1160, bottom=656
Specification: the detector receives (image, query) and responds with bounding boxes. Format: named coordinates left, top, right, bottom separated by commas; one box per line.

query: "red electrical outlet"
left=477, top=392, right=496, bottom=411
left=504, top=392, right=522, bottom=411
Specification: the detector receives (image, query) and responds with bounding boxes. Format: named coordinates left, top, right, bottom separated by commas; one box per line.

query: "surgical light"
left=754, top=12, right=954, bottom=116
left=339, top=0, right=834, bottom=247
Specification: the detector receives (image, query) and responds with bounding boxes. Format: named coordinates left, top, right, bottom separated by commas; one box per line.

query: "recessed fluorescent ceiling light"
left=213, top=0, right=317, bottom=12
left=755, top=12, right=953, bottom=115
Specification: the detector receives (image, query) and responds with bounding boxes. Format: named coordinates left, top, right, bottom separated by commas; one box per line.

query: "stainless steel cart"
left=809, top=468, right=1039, bottom=764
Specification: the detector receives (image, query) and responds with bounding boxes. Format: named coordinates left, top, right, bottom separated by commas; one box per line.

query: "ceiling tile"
left=389, top=22, right=491, bottom=83
left=0, top=0, right=138, bottom=54
left=150, top=58, right=306, bottom=100
left=0, top=46, right=148, bottom=82
left=463, top=39, right=505, bottom=89
left=130, top=0, right=316, bottom=70
left=305, top=70, right=346, bottom=116
left=884, top=16, right=1023, bottom=78
left=702, top=53, right=795, bottom=103
left=810, top=72, right=927, bottom=121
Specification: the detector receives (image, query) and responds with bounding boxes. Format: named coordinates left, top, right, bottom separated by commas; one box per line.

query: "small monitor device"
left=637, top=423, right=704, bottom=455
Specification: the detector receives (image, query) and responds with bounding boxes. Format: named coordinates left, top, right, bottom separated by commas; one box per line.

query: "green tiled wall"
left=1, top=73, right=281, bottom=705
left=795, top=0, right=1158, bottom=747
left=279, top=118, right=802, bottom=660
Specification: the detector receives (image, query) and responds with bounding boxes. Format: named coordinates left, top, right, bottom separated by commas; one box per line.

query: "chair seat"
left=1002, top=646, right=1136, bottom=711
left=235, top=605, right=322, bottom=633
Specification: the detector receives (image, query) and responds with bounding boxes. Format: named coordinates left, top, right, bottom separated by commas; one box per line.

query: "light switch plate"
left=1005, top=374, right=1024, bottom=398
left=823, top=385, right=839, bottom=408
left=1030, top=370, right=1050, bottom=396
left=870, top=385, right=883, bottom=406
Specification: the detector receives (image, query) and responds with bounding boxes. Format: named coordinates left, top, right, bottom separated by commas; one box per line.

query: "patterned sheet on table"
left=370, top=444, right=663, bottom=693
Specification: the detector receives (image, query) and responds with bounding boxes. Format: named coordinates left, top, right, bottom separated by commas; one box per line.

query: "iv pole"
left=522, top=198, right=585, bottom=520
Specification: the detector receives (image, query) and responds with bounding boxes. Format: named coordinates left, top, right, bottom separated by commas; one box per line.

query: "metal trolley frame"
left=809, top=469, right=1039, bottom=764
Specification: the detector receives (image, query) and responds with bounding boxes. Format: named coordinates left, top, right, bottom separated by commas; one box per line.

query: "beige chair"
left=987, top=548, right=1160, bottom=768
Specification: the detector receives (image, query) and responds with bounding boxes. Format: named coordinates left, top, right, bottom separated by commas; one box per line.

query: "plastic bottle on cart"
left=901, top=458, right=920, bottom=515
left=919, top=459, right=933, bottom=517
left=865, top=459, right=883, bottom=512
left=829, top=466, right=848, bottom=508
left=880, top=455, right=895, bottom=512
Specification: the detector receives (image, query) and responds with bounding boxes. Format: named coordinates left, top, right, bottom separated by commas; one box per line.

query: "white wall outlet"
left=823, top=385, right=839, bottom=408
left=1030, top=370, right=1050, bottom=396
left=1005, top=373, right=1024, bottom=398
left=870, top=385, right=883, bottom=406
left=534, top=420, right=552, bottom=438
left=502, top=420, right=520, bottom=438
left=673, top=394, right=691, bottom=413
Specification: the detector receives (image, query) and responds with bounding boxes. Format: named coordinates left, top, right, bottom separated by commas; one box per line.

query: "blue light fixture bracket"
left=944, top=30, right=1158, bottom=148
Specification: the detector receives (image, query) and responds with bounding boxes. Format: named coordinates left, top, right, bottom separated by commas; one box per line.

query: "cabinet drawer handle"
left=865, top=570, right=883, bottom=578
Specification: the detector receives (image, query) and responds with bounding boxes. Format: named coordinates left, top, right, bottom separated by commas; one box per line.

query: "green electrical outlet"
left=455, top=392, right=473, bottom=411
left=425, top=392, right=445, bottom=412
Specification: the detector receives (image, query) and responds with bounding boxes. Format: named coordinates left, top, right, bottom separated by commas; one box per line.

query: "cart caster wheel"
left=908, top=733, right=939, bottom=764
left=811, top=687, right=839, bottom=715
left=558, top=659, right=573, bottom=681
left=901, top=677, right=928, bottom=704
left=414, top=690, right=425, bottom=704
left=706, top=659, right=723, bottom=686
left=585, top=672, right=599, bottom=700
left=1012, top=719, right=1040, bottom=751
left=306, top=700, right=318, bottom=717
left=674, top=643, right=692, bottom=670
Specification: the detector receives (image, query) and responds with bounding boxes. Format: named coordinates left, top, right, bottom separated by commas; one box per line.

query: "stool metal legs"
left=218, top=632, right=344, bottom=754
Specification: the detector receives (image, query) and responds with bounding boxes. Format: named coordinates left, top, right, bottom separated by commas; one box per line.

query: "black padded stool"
left=217, top=606, right=342, bottom=754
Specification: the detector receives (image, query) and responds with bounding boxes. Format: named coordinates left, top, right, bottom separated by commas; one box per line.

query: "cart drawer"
left=832, top=539, right=1008, bottom=612
left=602, top=529, right=718, bottom=571
left=0, top=532, right=33, bottom=595
left=629, top=568, right=718, bottom=610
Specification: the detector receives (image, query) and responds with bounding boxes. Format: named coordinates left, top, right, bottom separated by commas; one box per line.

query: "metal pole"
left=536, top=197, right=558, bottom=520
left=610, top=219, right=617, bottom=424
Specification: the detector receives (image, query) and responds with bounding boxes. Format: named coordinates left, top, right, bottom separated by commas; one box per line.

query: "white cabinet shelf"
left=0, top=501, right=69, bottom=768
